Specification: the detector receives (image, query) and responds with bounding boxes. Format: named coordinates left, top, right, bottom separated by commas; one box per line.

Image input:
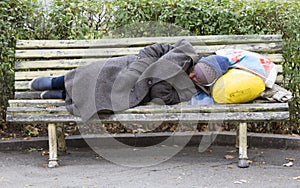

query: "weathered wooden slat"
left=15, top=58, right=106, bottom=70
left=15, top=43, right=282, bottom=59
left=97, top=111, right=290, bottom=123
left=8, top=99, right=65, bottom=107
left=16, top=35, right=282, bottom=49
left=14, top=54, right=283, bottom=70
left=14, top=81, right=30, bottom=90
left=276, top=64, right=283, bottom=73
left=121, top=103, right=289, bottom=113
left=14, top=91, right=41, bottom=99
left=276, top=75, right=283, bottom=83
left=6, top=111, right=290, bottom=123
left=7, top=100, right=288, bottom=112
left=14, top=64, right=283, bottom=90
left=7, top=106, right=69, bottom=113
left=15, top=47, right=140, bottom=59
left=193, top=43, right=282, bottom=53
left=15, top=70, right=69, bottom=80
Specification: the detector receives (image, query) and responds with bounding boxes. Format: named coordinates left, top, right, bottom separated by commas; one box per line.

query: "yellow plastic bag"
left=212, top=69, right=265, bottom=103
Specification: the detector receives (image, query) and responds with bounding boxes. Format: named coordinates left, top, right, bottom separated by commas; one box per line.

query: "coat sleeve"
left=127, top=43, right=175, bottom=74
left=138, top=43, right=174, bottom=59
left=149, top=80, right=180, bottom=105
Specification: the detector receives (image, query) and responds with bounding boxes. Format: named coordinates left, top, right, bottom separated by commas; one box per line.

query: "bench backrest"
left=14, top=35, right=283, bottom=99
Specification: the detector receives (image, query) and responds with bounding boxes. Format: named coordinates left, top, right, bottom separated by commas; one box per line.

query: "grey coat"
left=64, top=39, right=198, bottom=121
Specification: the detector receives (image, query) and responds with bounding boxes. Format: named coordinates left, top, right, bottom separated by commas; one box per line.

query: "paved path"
left=0, top=145, right=300, bottom=188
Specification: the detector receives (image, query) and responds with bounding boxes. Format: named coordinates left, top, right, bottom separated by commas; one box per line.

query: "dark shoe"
left=41, top=90, right=64, bottom=99
left=29, top=76, right=53, bottom=91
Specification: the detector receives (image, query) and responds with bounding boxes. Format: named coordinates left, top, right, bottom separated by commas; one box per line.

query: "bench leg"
left=238, top=122, right=249, bottom=168
left=235, top=123, right=239, bottom=149
left=57, top=124, right=67, bottom=153
left=48, top=123, right=59, bottom=168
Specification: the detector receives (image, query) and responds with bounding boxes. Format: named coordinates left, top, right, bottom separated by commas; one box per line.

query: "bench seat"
left=7, top=101, right=289, bottom=123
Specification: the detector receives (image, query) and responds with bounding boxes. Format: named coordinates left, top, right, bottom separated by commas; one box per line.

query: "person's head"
left=189, top=55, right=230, bottom=86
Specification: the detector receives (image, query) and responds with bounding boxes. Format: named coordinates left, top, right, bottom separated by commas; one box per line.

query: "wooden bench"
left=6, top=35, right=290, bottom=168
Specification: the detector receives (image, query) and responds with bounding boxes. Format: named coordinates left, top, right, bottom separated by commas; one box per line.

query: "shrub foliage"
left=0, top=0, right=29, bottom=127
left=0, top=0, right=299, bottom=133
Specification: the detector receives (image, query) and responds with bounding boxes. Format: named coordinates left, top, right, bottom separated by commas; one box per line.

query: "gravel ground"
left=0, top=145, right=300, bottom=188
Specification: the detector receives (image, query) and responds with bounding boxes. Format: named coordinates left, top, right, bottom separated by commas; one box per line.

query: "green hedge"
left=0, top=0, right=299, bottom=133
left=110, top=0, right=284, bottom=36
left=0, top=0, right=29, bottom=127
left=110, top=0, right=300, bottom=132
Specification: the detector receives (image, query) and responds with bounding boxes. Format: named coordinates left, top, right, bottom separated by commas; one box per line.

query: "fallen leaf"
left=293, top=176, right=300, bottom=180
left=234, top=179, right=248, bottom=184
left=27, top=147, right=37, bottom=152
left=247, top=160, right=253, bottom=164
left=224, top=155, right=235, bottom=159
left=207, top=148, right=213, bottom=153
left=0, top=176, right=8, bottom=182
left=234, top=181, right=243, bottom=184
left=28, top=147, right=44, bottom=152
left=42, top=151, right=49, bottom=156
left=176, top=176, right=182, bottom=181
left=226, top=150, right=236, bottom=153
left=291, top=134, right=299, bottom=137
left=227, top=165, right=233, bottom=169
left=1, top=137, right=10, bottom=141
left=23, top=137, right=31, bottom=140
left=285, top=157, right=296, bottom=161
left=283, top=161, right=293, bottom=167
left=24, top=125, right=39, bottom=137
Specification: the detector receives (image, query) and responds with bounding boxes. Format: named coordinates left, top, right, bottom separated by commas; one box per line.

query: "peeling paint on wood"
left=16, top=35, right=283, bottom=49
